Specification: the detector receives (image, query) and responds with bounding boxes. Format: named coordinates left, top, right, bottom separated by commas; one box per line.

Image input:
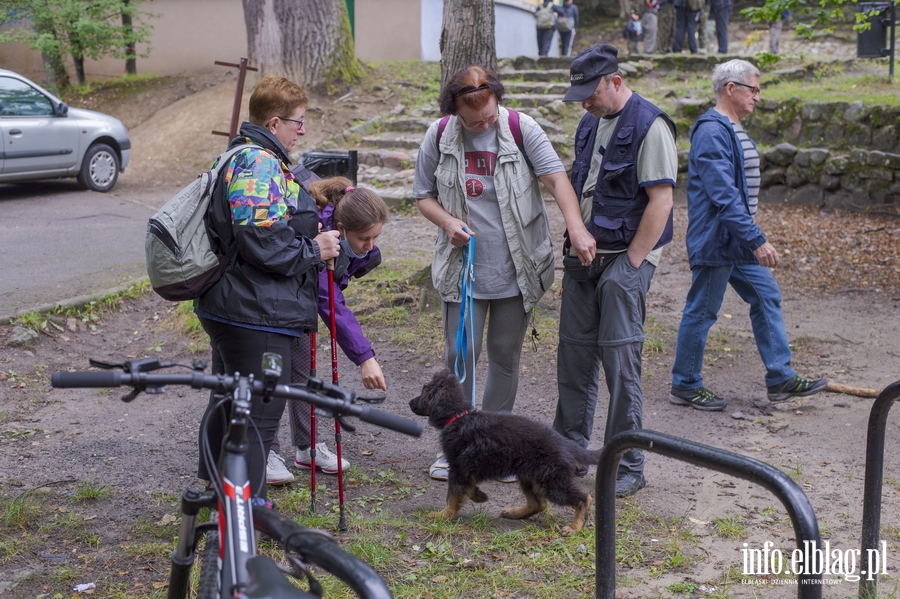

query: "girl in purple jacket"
left=268, top=177, right=390, bottom=480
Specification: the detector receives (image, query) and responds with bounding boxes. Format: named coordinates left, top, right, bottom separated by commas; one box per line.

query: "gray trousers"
left=272, top=334, right=313, bottom=454
left=554, top=252, right=655, bottom=475
left=442, top=294, right=529, bottom=413
left=642, top=12, right=658, bottom=53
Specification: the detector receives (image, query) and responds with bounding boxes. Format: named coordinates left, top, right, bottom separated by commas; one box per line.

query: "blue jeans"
left=671, top=264, right=796, bottom=391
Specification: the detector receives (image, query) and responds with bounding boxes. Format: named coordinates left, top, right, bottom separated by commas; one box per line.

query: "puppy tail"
left=575, top=447, right=605, bottom=466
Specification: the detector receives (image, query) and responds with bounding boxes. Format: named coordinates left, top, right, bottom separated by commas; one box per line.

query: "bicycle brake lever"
left=89, top=358, right=123, bottom=370
left=120, top=388, right=140, bottom=402
left=356, top=393, right=386, bottom=404
left=336, top=414, right=356, bottom=433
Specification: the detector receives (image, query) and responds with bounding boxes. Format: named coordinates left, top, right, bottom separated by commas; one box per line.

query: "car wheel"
left=76, top=143, right=120, bottom=192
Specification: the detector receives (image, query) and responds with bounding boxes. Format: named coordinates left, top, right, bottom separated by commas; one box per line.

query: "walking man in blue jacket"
left=669, top=59, right=826, bottom=411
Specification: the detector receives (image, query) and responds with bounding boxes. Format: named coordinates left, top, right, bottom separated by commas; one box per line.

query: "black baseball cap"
left=563, top=44, right=619, bottom=102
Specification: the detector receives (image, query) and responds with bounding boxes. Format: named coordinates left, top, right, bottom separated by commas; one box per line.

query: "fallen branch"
left=826, top=382, right=880, bottom=398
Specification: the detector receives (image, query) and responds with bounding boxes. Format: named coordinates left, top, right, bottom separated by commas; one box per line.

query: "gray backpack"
left=145, top=144, right=253, bottom=301
left=535, top=4, right=556, bottom=28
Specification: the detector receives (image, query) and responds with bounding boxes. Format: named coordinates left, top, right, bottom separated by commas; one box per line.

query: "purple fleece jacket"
left=318, top=205, right=381, bottom=366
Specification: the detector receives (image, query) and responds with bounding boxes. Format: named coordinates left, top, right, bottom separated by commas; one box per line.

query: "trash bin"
left=300, top=150, right=358, bottom=185
left=857, top=2, right=890, bottom=58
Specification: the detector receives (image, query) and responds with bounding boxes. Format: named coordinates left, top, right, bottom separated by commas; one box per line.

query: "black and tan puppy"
left=409, top=369, right=602, bottom=536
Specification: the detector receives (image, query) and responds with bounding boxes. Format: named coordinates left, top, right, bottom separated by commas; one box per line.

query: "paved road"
left=0, top=176, right=182, bottom=322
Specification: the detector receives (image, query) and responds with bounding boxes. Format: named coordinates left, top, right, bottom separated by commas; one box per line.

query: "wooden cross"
left=211, top=57, right=259, bottom=143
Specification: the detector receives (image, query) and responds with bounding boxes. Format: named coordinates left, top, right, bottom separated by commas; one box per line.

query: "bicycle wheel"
left=195, top=529, right=220, bottom=599
left=253, top=507, right=393, bottom=599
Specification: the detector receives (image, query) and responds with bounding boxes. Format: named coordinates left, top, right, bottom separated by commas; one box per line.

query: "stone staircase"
left=307, top=56, right=655, bottom=207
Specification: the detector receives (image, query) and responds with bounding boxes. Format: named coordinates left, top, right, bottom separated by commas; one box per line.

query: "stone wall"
left=675, top=99, right=900, bottom=210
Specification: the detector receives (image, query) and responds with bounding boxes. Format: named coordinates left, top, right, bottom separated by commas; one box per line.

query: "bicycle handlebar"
left=51, top=370, right=423, bottom=438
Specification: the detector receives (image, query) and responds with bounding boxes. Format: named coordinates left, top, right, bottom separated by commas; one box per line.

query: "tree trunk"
left=440, top=0, right=496, bottom=88
left=122, top=0, right=137, bottom=75
left=41, top=50, right=69, bottom=89
left=73, top=55, right=86, bottom=85
left=243, top=0, right=360, bottom=90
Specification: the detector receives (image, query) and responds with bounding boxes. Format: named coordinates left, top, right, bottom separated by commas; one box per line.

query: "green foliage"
left=14, top=280, right=149, bottom=333
left=363, top=60, right=441, bottom=110
left=743, top=0, right=878, bottom=39
left=70, top=482, right=113, bottom=503
left=0, top=0, right=158, bottom=86
left=0, top=491, right=43, bottom=530
left=712, top=515, right=748, bottom=540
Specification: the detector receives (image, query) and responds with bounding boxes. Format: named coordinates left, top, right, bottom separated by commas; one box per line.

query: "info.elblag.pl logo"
left=741, top=540, right=889, bottom=584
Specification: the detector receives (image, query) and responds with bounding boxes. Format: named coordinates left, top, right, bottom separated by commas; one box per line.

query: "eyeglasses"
left=458, top=112, right=500, bottom=128
left=278, top=115, right=305, bottom=128
left=729, top=81, right=761, bottom=96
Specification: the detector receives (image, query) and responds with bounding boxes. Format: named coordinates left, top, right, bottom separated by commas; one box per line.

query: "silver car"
left=0, top=69, right=131, bottom=192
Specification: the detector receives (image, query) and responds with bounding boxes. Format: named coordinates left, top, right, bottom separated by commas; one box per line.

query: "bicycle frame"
left=52, top=355, right=421, bottom=599
left=169, top=374, right=259, bottom=599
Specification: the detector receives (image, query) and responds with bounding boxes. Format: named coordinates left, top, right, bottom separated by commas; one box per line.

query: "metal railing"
left=859, top=381, right=900, bottom=599
left=595, top=430, right=822, bottom=599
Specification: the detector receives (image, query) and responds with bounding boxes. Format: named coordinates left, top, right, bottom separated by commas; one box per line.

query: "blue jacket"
left=686, top=109, right=767, bottom=268
left=318, top=204, right=381, bottom=366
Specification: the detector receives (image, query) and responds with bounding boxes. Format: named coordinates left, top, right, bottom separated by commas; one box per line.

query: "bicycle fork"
left=168, top=489, right=216, bottom=599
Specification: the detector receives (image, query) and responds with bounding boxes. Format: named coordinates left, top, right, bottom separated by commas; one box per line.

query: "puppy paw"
left=438, top=508, right=457, bottom=520
left=471, top=489, right=488, bottom=503
left=561, top=525, right=579, bottom=537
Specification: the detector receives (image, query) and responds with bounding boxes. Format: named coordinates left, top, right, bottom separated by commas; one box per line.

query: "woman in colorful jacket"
left=195, top=75, right=341, bottom=499
left=412, top=64, right=580, bottom=480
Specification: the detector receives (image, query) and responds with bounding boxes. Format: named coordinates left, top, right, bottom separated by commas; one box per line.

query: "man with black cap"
left=552, top=43, right=677, bottom=498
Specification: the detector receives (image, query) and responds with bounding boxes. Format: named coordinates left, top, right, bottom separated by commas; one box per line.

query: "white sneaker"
left=295, top=442, right=349, bottom=474
left=429, top=452, right=449, bottom=481
left=266, top=450, right=294, bottom=485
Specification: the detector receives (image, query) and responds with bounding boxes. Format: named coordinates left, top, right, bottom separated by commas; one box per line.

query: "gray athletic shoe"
left=767, top=375, right=827, bottom=402
left=669, top=387, right=727, bottom=411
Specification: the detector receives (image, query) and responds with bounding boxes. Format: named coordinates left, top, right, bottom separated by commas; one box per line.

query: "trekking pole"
left=308, top=332, right=318, bottom=514
left=326, top=259, right=348, bottom=531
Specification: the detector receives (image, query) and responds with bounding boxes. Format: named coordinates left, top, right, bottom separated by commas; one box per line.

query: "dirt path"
left=2, top=71, right=900, bottom=598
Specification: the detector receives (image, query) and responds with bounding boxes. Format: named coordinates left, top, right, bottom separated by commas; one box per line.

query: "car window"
left=0, top=76, right=55, bottom=116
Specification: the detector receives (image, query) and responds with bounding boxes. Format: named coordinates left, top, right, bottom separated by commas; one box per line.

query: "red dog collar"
left=443, top=410, right=472, bottom=428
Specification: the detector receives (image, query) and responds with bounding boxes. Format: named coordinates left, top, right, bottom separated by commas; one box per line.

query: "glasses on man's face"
left=729, top=81, right=761, bottom=96
left=459, top=112, right=500, bottom=128
left=278, top=115, right=305, bottom=128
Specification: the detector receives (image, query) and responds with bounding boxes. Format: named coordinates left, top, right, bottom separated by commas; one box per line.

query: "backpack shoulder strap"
left=506, top=109, right=534, bottom=172
left=205, top=143, right=255, bottom=261
left=435, top=115, right=451, bottom=150
left=204, top=143, right=256, bottom=196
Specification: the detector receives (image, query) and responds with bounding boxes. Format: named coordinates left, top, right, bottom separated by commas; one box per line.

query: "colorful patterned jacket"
left=197, top=122, right=321, bottom=333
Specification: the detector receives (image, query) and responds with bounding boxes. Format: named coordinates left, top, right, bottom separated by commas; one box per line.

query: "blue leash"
left=453, top=229, right=476, bottom=408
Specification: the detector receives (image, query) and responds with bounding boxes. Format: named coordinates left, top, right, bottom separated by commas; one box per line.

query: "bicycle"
left=52, top=353, right=423, bottom=599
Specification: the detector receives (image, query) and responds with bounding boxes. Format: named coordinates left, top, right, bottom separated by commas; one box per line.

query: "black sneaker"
left=668, top=387, right=727, bottom=411
left=615, top=472, right=646, bottom=498
left=767, top=375, right=827, bottom=402
left=574, top=462, right=588, bottom=478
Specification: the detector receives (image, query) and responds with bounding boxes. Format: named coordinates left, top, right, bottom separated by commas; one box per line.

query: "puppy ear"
left=435, top=368, right=450, bottom=382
